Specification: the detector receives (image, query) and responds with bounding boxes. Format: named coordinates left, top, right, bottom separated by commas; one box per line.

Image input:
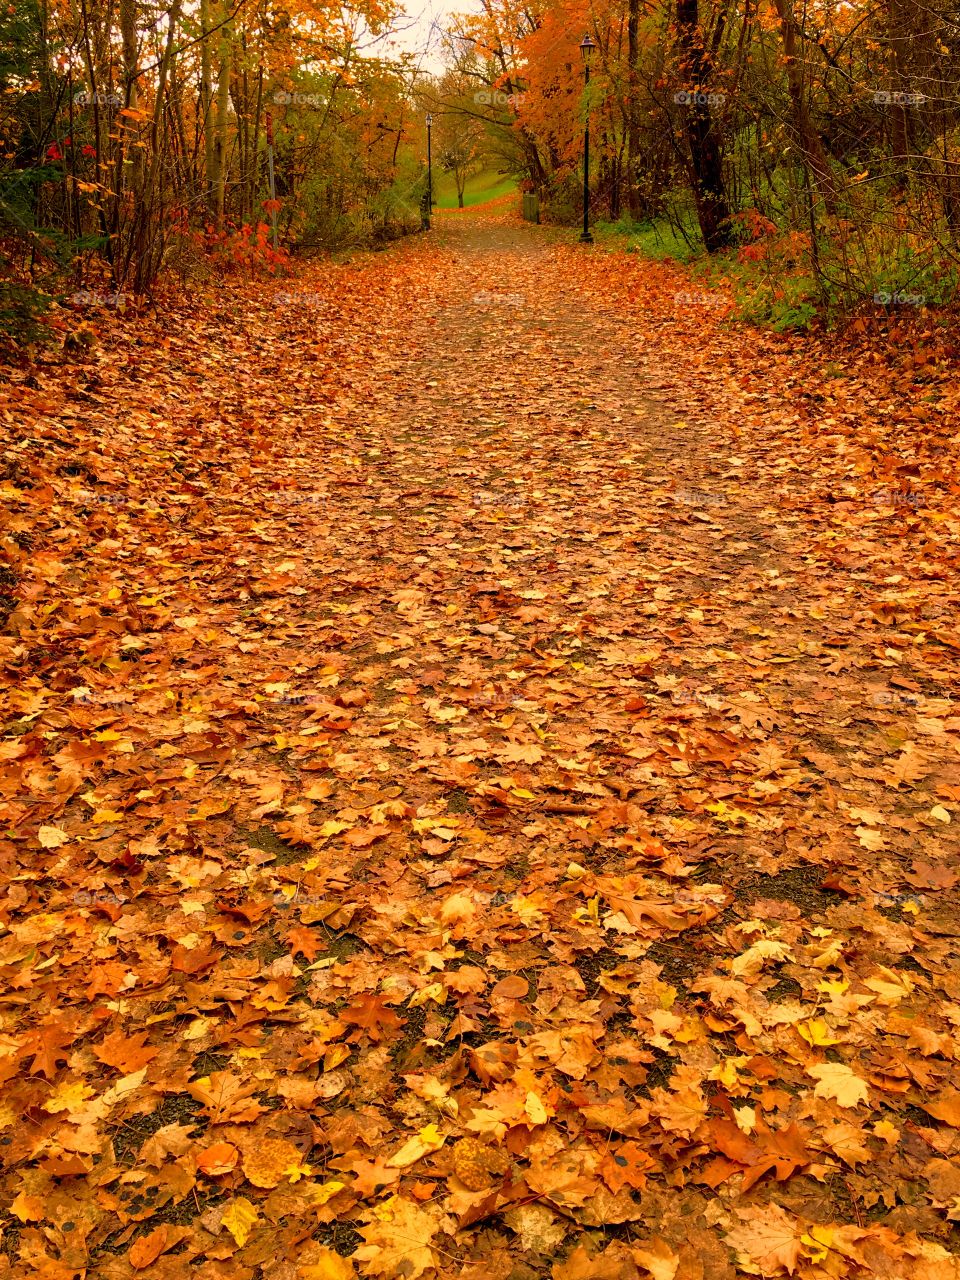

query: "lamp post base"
left=579, top=231, right=594, bottom=244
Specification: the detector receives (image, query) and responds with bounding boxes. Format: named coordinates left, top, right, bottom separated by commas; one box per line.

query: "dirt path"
left=3, top=203, right=960, bottom=1278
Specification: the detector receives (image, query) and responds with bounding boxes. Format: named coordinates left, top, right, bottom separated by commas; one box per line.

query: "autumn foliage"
left=1, top=201, right=960, bottom=1276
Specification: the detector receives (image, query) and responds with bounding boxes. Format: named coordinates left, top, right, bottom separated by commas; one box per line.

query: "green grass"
left=592, top=213, right=703, bottom=263
left=433, top=168, right=518, bottom=210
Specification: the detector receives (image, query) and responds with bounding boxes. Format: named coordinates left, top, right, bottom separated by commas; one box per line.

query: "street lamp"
left=578, top=34, right=596, bottom=244
left=426, top=113, right=433, bottom=226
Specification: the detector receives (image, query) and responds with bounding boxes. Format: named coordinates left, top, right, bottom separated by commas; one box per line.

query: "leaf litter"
left=1, top=204, right=959, bottom=1278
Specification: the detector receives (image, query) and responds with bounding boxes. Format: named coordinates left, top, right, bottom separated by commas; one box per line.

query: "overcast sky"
left=383, top=0, right=483, bottom=74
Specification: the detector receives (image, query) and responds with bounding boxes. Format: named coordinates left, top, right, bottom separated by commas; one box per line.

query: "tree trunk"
left=250, top=62, right=264, bottom=223
left=676, top=0, right=732, bottom=251
left=770, top=0, right=837, bottom=211
left=119, top=0, right=140, bottom=183
left=129, top=0, right=183, bottom=290
left=626, top=0, right=640, bottom=218
left=199, top=0, right=215, bottom=215
left=211, top=12, right=232, bottom=228
left=886, top=0, right=915, bottom=190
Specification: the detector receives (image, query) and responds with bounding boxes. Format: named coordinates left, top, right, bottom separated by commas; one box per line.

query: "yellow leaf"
left=42, top=1080, right=95, bottom=1114
left=812, top=938, right=845, bottom=969
left=801, top=1226, right=833, bottom=1265
left=731, top=939, right=792, bottom=978
left=11, top=1191, right=45, bottom=1223
left=90, top=808, right=124, bottom=825
left=734, top=1106, right=756, bottom=1134
left=317, top=820, right=350, bottom=837
left=386, top=1123, right=445, bottom=1168
left=299, top=1246, right=357, bottom=1279
left=807, top=1062, right=870, bottom=1108
left=38, top=825, right=69, bottom=848
left=705, top=801, right=756, bottom=827
left=632, top=1239, right=680, bottom=1280
left=524, top=1091, right=549, bottom=1125
left=511, top=895, right=546, bottom=926
left=408, top=982, right=445, bottom=1007
left=817, top=977, right=849, bottom=997
left=355, top=1195, right=439, bottom=1279
left=221, top=1197, right=259, bottom=1247
left=798, top=1018, right=841, bottom=1047
left=306, top=1179, right=346, bottom=1205
left=184, top=1016, right=213, bottom=1041
left=863, top=966, right=913, bottom=1005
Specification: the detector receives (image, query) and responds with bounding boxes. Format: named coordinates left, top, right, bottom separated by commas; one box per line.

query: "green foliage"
left=732, top=275, right=820, bottom=332
left=0, top=166, right=73, bottom=259
left=295, top=145, right=425, bottom=249
left=539, top=171, right=582, bottom=226
left=854, top=241, right=957, bottom=310
left=0, top=279, right=53, bottom=345
left=364, top=170, right=426, bottom=243
left=593, top=212, right=702, bottom=263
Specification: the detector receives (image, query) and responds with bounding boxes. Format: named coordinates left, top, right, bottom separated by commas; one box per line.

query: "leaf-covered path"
left=3, top=204, right=960, bottom=1279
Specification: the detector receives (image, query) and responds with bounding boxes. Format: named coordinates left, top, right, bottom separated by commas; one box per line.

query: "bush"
left=540, top=171, right=583, bottom=226
left=0, top=278, right=53, bottom=346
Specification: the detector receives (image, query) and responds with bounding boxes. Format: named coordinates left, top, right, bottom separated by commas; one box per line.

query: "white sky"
left=383, top=0, right=483, bottom=75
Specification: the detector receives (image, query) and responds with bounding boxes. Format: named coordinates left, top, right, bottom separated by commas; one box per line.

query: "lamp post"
left=579, top=34, right=596, bottom=244
left=426, top=113, right=433, bottom=225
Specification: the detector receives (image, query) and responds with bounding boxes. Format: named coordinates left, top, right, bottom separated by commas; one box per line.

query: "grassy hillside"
left=433, top=168, right=518, bottom=209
